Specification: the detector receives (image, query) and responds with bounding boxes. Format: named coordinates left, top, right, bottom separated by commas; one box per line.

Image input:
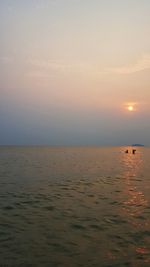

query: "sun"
left=124, top=102, right=138, bottom=112
left=128, top=105, right=134, bottom=111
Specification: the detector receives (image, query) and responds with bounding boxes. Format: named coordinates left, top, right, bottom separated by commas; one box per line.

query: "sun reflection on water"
left=121, top=148, right=148, bottom=218
left=121, top=148, right=150, bottom=263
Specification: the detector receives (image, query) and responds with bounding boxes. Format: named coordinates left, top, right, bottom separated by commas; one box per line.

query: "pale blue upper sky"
left=0, top=0, right=150, bottom=145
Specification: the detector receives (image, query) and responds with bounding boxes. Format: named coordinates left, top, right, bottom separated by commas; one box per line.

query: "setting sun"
left=128, top=106, right=134, bottom=111
left=124, top=102, right=138, bottom=112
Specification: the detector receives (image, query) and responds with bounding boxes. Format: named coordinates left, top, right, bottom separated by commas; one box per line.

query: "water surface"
left=0, top=146, right=150, bottom=266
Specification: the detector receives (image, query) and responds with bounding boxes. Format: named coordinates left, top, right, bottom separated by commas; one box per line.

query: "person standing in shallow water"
left=125, top=149, right=136, bottom=154
left=132, top=149, right=136, bottom=154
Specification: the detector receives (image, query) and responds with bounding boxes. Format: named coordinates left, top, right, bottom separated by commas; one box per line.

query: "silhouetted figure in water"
left=132, top=149, right=136, bottom=154
left=125, top=149, right=128, bottom=153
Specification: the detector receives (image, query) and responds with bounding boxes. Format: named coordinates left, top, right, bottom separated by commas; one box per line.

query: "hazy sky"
left=0, top=0, right=150, bottom=145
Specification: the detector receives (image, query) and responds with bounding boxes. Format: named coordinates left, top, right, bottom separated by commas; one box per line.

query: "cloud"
left=0, top=56, right=13, bottom=64
left=34, top=0, right=74, bottom=9
left=108, top=54, right=150, bottom=74
left=26, top=54, right=150, bottom=79
left=27, top=58, right=104, bottom=77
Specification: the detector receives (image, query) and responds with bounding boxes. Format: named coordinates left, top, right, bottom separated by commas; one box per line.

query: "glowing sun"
left=124, top=102, right=139, bottom=113
left=124, top=102, right=138, bottom=112
left=128, top=105, right=134, bottom=111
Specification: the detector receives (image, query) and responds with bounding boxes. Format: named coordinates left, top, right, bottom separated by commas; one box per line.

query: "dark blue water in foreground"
left=0, top=146, right=150, bottom=267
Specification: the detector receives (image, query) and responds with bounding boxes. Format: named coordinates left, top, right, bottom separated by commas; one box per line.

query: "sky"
left=0, top=0, right=150, bottom=145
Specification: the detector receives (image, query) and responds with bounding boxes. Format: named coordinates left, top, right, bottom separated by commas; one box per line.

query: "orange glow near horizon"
left=124, top=102, right=138, bottom=112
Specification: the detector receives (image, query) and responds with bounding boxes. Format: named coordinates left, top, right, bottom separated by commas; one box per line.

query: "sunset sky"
left=0, top=0, right=150, bottom=145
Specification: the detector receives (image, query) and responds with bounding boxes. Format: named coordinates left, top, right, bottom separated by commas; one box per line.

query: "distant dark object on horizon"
left=131, top=144, right=144, bottom=147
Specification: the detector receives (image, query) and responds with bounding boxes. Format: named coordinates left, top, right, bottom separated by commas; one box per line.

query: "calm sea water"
left=0, top=146, right=150, bottom=267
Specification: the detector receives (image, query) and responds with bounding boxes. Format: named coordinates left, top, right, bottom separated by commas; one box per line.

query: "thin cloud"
left=27, top=59, right=102, bottom=75
left=0, top=56, right=13, bottom=64
left=108, top=54, right=150, bottom=74
left=27, top=54, right=150, bottom=79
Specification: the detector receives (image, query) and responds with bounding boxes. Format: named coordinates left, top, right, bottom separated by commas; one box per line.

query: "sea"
left=0, top=146, right=150, bottom=267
